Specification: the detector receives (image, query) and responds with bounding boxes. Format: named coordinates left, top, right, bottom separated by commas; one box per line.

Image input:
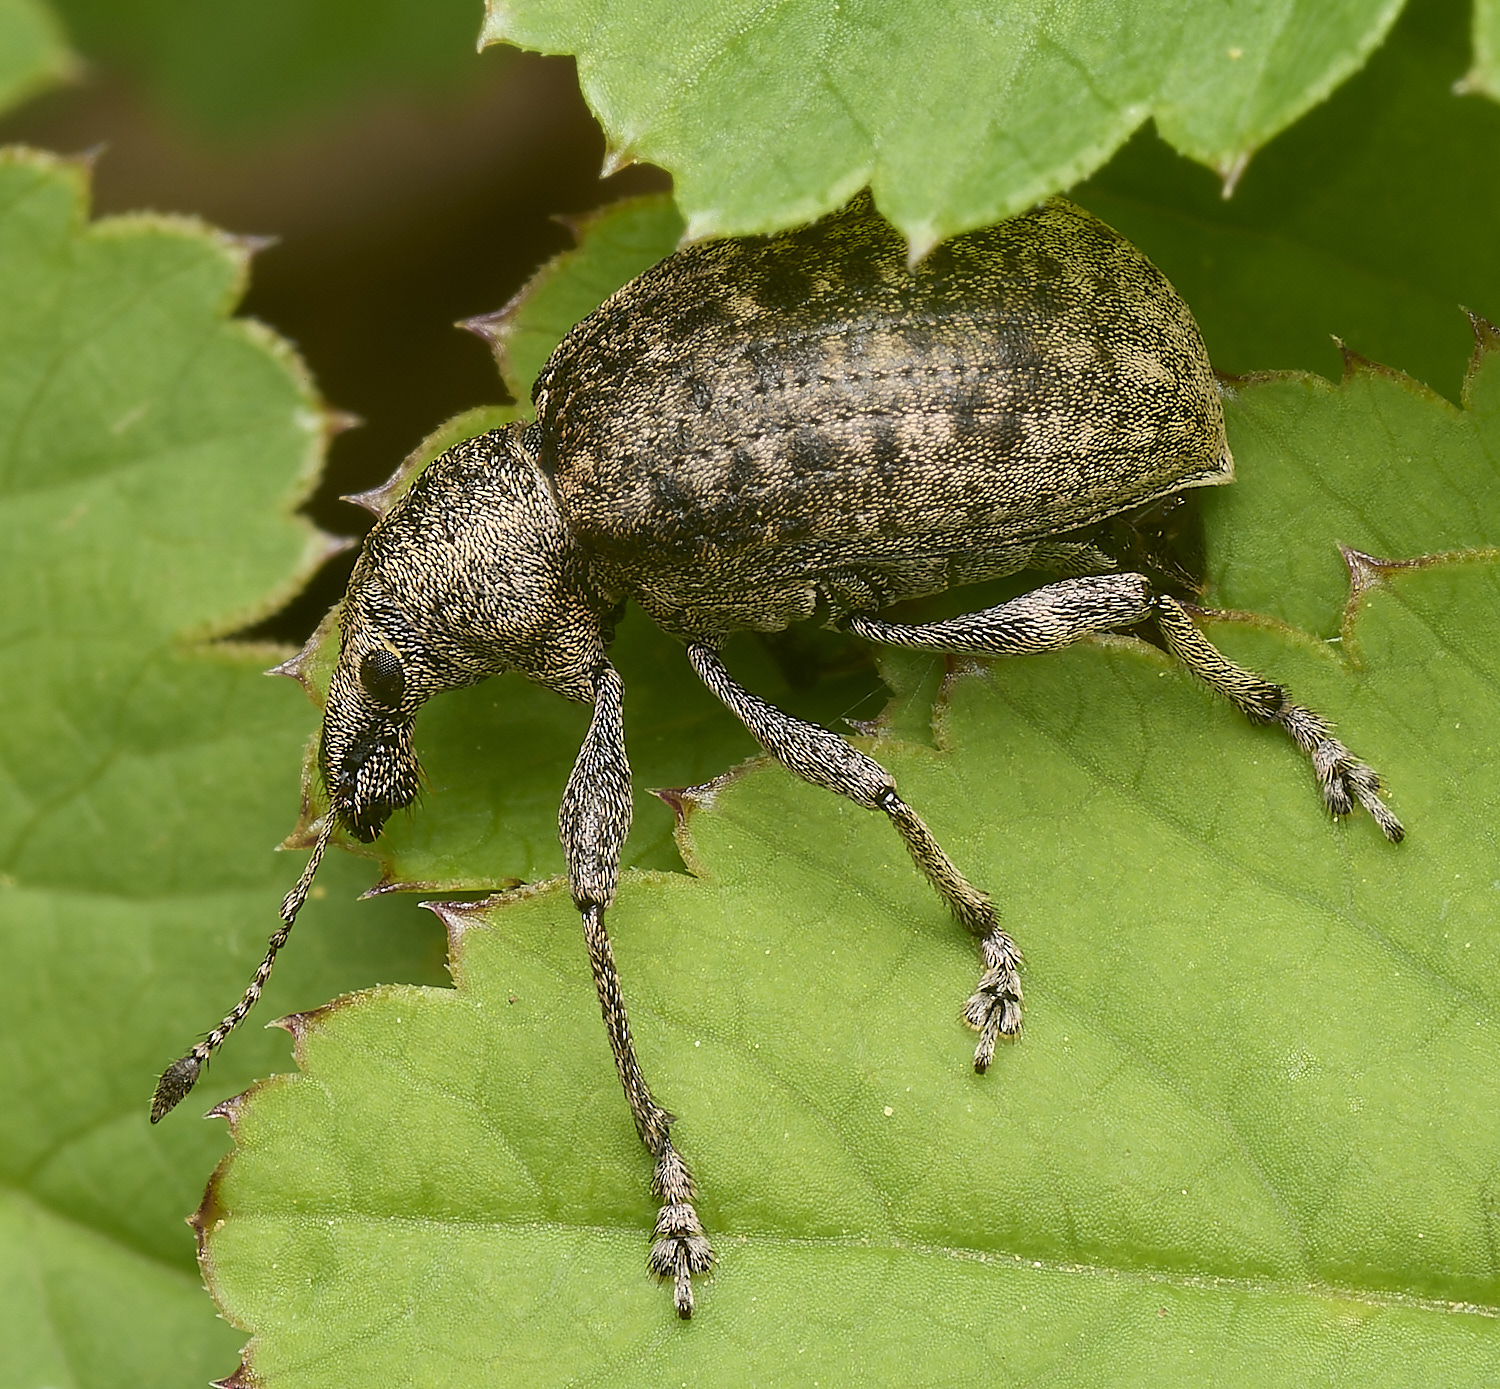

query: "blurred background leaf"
left=48, top=0, right=483, bottom=136
left=0, top=0, right=75, bottom=115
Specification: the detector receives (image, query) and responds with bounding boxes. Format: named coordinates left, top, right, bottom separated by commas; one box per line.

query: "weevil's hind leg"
left=687, top=643, right=1021, bottom=1072
left=1153, top=596, right=1404, bottom=842
left=561, top=663, right=713, bottom=1317
left=847, top=576, right=1403, bottom=841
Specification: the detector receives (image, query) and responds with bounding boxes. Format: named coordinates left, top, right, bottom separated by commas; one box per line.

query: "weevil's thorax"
left=321, top=424, right=611, bottom=840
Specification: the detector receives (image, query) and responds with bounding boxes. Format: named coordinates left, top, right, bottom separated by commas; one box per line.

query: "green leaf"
left=0, top=0, right=75, bottom=116
left=0, top=147, right=445, bottom=1387
left=46, top=0, right=490, bottom=137
left=199, top=291, right=1500, bottom=1383
left=481, top=0, right=1406, bottom=246
left=1206, top=352, right=1500, bottom=634
left=1463, top=0, right=1500, bottom=98
left=1077, top=0, right=1500, bottom=406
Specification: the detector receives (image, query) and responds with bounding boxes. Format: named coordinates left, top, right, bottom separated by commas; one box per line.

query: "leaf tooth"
left=340, top=474, right=404, bottom=517
left=1339, top=545, right=1401, bottom=602
left=208, top=1364, right=257, bottom=1389
left=356, top=870, right=406, bottom=900
left=342, top=408, right=509, bottom=517
left=203, top=1090, right=252, bottom=1128
left=457, top=292, right=532, bottom=397
left=267, top=1006, right=340, bottom=1060
left=61, top=143, right=105, bottom=175
left=279, top=807, right=332, bottom=853
left=936, top=653, right=988, bottom=704
left=456, top=307, right=508, bottom=349
left=652, top=768, right=748, bottom=825
left=600, top=142, right=639, bottom=179
left=1217, top=150, right=1252, bottom=199
left=311, top=530, right=355, bottom=567
left=1336, top=544, right=1499, bottom=651
left=1329, top=337, right=1435, bottom=394
left=1464, top=309, right=1500, bottom=407
left=1334, top=335, right=1381, bottom=382
left=423, top=898, right=489, bottom=958
left=904, top=224, right=940, bottom=270
left=321, top=406, right=363, bottom=440
left=477, top=2, right=509, bottom=49
left=264, top=629, right=321, bottom=689
left=1452, top=66, right=1497, bottom=99
left=187, top=1173, right=228, bottom=1256
left=549, top=210, right=589, bottom=242
left=1466, top=308, right=1500, bottom=353
left=651, top=786, right=698, bottom=827
left=1339, top=545, right=1470, bottom=598
left=221, top=231, right=279, bottom=259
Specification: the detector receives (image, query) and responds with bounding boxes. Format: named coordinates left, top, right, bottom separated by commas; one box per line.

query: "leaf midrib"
left=215, top=1207, right=1500, bottom=1319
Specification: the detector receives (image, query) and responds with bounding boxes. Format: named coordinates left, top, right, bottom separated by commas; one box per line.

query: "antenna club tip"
left=150, top=1055, right=203, bottom=1123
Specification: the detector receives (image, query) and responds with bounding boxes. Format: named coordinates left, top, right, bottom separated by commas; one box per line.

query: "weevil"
left=152, top=194, right=1403, bottom=1318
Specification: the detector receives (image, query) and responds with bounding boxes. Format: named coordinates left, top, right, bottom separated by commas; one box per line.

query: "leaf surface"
left=481, top=0, right=1407, bottom=246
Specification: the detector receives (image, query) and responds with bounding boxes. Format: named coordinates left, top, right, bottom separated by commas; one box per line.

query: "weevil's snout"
left=335, top=729, right=418, bottom=841
left=321, top=654, right=421, bottom=842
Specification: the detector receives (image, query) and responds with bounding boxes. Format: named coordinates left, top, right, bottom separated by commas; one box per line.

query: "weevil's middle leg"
left=562, top=663, right=713, bottom=1317
left=688, top=643, right=1022, bottom=1071
left=878, top=788, right=1023, bottom=1070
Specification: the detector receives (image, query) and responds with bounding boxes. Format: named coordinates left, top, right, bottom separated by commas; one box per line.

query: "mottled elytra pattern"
left=155, top=194, right=1403, bottom=1323
left=534, top=196, right=1230, bottom=638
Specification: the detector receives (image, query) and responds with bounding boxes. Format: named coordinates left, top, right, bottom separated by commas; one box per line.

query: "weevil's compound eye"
left=358, top=646, right=406, bottom=710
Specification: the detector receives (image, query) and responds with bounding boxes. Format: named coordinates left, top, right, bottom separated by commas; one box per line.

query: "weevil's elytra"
left=533, top=198, right=1229, bottom=622
left=152, top=193, right=1404, bottom=1319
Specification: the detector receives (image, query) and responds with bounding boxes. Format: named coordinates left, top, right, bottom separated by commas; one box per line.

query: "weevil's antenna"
left=151, top=815, right=337, bottom=1122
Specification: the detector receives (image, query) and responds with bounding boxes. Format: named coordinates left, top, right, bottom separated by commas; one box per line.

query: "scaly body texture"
left=154, top=194, right=1403, bottom=1322
left=534, top=197, right=1230, bottom=636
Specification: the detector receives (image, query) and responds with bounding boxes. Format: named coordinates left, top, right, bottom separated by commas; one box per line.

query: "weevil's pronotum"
left=153, top=195, right=1403, bottom=1317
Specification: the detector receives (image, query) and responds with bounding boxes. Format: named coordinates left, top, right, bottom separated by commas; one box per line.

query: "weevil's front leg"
left=1152, top=595, right=1403, bottom=842
left=687, top=643, right=1021, bottom=1072
left=560, top=662, right=713, bottom=1317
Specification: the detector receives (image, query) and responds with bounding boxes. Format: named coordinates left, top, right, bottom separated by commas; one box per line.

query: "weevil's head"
left=321, top=423, right=609, bottom=841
